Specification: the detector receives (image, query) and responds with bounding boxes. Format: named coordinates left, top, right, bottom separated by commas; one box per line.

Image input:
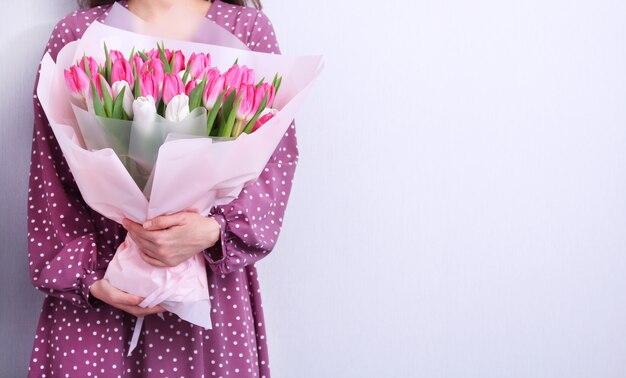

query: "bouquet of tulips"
left=38, top=2, right=322, bottom=356
left=65, top=42, right=283, bottom=189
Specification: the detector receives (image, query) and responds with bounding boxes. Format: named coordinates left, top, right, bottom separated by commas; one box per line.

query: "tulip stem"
left=232, top=119, right=245, bottom=138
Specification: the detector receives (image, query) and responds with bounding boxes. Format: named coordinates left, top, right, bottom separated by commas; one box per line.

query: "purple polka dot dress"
left=27, top=1, right=297, bottom=376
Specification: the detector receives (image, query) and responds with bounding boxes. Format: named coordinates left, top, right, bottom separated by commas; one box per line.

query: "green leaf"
left=275, top=75, right=283, bottom=94
left=188, top=77, right=207, bottom=111
left=223, top=93, right=242, bottom=138
left=83, top=54, right=93, bottom=79
left=128, top=47, right=135, bottom=62
left=233, top=57, right=239, bottom=65
left=104, top=42, right=112, bottom=83
left=111, top=85, right=126, bottom=120
left=256, top=77, right=265, bottom=88
left=89, top=80, right=106, bottom=117
left=158, top=41, right=172, bottom=73
left=206, top=89, right=227, bottom=136
left=100, top=75, right=113, bottom=117
left=272, top=75, right=282, bottom=107
left=138, top=50, right=149, bottom=62
left=169, top=52, right=177, bottom=73
left=157, top=98, right=165, bottom=118
left=243, top=91, right=269, bottom=134
left=181, top=64, right=192, bottom=84
left=217, top=88, right=237, bottom=136
left=133, top=65, right=141, bottom=98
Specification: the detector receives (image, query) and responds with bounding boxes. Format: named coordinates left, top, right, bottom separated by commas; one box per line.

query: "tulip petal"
left=243, top=90, right=268, bottom=134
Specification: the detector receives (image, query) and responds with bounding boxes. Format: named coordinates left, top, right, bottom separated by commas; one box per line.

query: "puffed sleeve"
left=204, top=10, right=299, bottom=274
left=28, top=12, right=121, bottom=309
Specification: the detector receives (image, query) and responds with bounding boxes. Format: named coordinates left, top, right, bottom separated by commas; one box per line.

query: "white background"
left=2, top=0, right=626, bottom=377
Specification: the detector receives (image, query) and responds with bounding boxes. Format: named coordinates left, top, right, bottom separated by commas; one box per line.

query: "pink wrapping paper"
left=37, top=6, right=323, bottom=356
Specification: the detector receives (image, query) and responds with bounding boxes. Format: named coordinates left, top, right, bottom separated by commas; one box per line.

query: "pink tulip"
left=185, top=80, right=198, bottom=96
left=224, top=64, right=243, bottom=90
left=240, top=65, right=255, bottom=86
left=254, top=83, right=275, bottom=114
left=205, top=67, right=220, bottom=85
left=203, top=74, right=225, bottom=109
left=187, top=52, right=211, bottom=80
left=235, top=84, right=256, bottom=121
left=144, top=48, right=160, bottom=61
left=139, top=72, right=159, bottom=100
left=79, top=56, right=99, bottom=78
left=109, top=49, right=125, bottom=64
left=253, top=112, right=275, bottom=132
left=142, top=59, right=165, bottom=86
left=64, top=65, right=90, bottom=100
left=131, top=55, right=144, bottom=73
left=164, top=49, right=186, bottom=74
left=162, top=73, right=185, bottom=105
left=92, top=73, right=112, bottom=101
left=111, top=58, right=134, bottom=87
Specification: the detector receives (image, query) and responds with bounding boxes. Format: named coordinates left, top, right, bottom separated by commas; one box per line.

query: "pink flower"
left=165, top=49, right=186, bottom=74
left=131, top=55, right=144, bottom=73
left=64, top=65, right=90, bottom=101
left=253, top=112, right=275, bottom=132
left=144, top=48, right=160, bottom=61
left=235, top=84, right=256, bottom=121
left=162, top=73, right=185, bottom=105
left=79, top=56, right=99, bottom=77
left=109, top=49, right=125, bottom=64
left=203, top=74, right=225, bottom=109
left=240, top=65, right=255, bottom=86
left=92, top=73, right=112, bottom=102
left=254, top=83, right=275, bottom=114
left=139, top=72, right=159, bottom=100
left=224, top=64, right=243, bottom=90
left=111, top=58, right=134, bottom=87
left=205, top=67, right=220, bottom=84
left=185, top=80, right=198, bottom=96
left=187, top=52, right=211, bottom=80
left=142, top=59, right=165, bottom=86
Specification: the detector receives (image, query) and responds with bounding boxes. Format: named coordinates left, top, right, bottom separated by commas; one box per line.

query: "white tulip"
left=132, top=96, right=157, bottom=123
left=165, top=94, right=190, bottom=122
left=111, top=80, right=135, bottom=118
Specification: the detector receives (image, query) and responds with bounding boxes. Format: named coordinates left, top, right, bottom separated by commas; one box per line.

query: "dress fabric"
left=27, top=1, right=297, bottom=376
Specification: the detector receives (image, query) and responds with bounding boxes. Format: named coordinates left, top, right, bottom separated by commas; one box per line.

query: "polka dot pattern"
left=27, top=1, right=297, bottom=376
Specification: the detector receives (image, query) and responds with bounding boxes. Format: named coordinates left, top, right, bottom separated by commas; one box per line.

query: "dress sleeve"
left=28, top=14, right=114, bottom=309
left=204, top=10, right=299, bottom=275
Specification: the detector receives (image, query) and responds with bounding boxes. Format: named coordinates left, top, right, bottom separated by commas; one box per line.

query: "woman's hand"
left=121, top=211, right=221, bottom=268
left=89, top=279, right=165, bottom=317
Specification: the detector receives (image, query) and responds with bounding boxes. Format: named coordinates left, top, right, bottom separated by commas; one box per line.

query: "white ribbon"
left=127, top=259, right=193, bottom=356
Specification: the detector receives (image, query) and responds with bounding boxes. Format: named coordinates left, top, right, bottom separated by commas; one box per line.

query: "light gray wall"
left=0, top=1, right=78, bottom=375
left=2, top=0, right=626, bottom=377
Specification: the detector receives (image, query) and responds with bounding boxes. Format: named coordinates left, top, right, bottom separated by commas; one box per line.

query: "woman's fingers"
left=143, top=212, right=188, bottom=231
left=116, top=303, right=166, bottom=317
left=139, top=250, right=170, bottom=267
left=123, top=218, right=155, bottom=243
left=102, top=280, right=142, bottom=306
left=96, top=279, right=167, bottom=316
left=122, top=219, right=168, bottom=264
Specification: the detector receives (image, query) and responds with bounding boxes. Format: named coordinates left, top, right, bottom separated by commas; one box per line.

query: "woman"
left=28, top=0, right=298, bottom=376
